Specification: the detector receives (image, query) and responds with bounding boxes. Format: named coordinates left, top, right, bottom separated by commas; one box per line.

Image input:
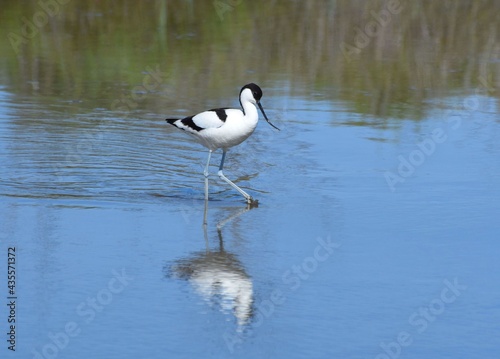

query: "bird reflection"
left=166, top=200, right=255, bottom=327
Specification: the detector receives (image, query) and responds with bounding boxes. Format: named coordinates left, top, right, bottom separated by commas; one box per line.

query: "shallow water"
left=1, top=1, right=500, bottom=358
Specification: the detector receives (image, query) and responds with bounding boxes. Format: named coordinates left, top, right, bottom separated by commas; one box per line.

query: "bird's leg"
left=203, top=197, right=209, bottom=231
left=204, top=150, right=212, bottom=201
left=217, top=150, right=255, bottom=204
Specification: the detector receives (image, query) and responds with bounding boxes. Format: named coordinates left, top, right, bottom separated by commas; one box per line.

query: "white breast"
left=198, top=108, right=258, bottom=150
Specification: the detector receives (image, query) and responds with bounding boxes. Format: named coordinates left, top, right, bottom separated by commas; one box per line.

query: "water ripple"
left=1, top=95, right=310, bottom=207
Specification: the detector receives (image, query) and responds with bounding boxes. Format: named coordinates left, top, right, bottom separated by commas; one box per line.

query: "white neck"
left=242, top=101, right=258, bottom=119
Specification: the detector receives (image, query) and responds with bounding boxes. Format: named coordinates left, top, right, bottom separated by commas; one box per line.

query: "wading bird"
left=165, top=83, right=279, bottom=205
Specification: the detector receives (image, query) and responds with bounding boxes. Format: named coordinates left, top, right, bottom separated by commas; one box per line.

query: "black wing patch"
left=180, top=116, right=204, bottom=132
left=165, top=117, right=204, bottom=132
left=209, top=108, right=228, bottom=122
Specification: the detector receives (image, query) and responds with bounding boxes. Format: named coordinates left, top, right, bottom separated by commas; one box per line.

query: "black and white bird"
left=165, top=83, right=279, bottom=205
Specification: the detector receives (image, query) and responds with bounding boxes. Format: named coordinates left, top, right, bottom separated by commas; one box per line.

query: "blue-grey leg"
left=203, top=198, right=209, bottom=233
left=218, top=150, right=254, bottom=204
left=204, top=150, right=212, bottom=201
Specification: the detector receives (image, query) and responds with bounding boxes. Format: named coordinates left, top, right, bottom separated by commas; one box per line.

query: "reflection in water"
left=166, top=201, right=254, bottom=328
left=1, top=1, right=498, bottom=120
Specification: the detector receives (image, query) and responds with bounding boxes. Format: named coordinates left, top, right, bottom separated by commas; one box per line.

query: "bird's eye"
left=253, top=92, right=258, bottom=97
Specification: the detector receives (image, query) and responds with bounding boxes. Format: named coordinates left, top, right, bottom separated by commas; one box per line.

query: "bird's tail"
left=165, top=118, right=179, bottom=125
